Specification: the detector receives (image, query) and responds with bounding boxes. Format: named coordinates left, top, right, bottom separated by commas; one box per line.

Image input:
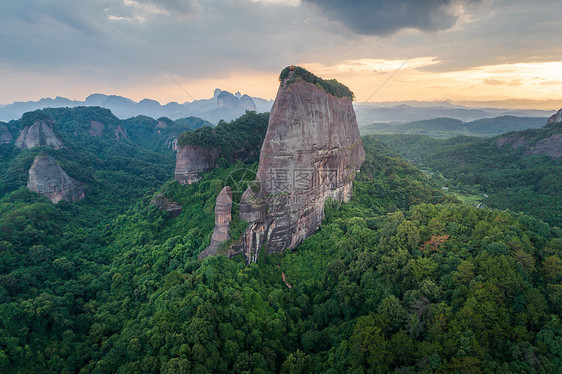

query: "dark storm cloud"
left=303, top=0, right=479, bottom=35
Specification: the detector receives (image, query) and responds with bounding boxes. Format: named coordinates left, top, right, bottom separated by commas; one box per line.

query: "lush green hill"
left=178, top=111, right=269, bottom=164
left=123, top=115, right=212, bottom=152
left=374, top=125, right=561, bottom=226
left=361, top=115, right=547, bottom=138
left=1, top=109, right=560, bottom=373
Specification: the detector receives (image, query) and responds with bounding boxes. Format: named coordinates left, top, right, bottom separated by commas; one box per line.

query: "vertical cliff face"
left=15, top=120, right=64, bottom=149
left=27, top=154, right=85, bottom=203
left=0, top=123, right=12, bottom=143
left=228, top=72, right=365, bottom=263
left=199, top=186, right=233, bottom=259
left=174, top=145, right=218, bottom=184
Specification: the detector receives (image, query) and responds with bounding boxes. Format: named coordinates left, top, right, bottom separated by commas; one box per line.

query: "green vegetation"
left=123, top=115, right=212, bottom=151
left=375, top=133, right=561, bottom=226
left=0, top=108, right=560, bottom=373
left=279, top=66, right=355, bottom=100
left=361, top=116, right=547, bottom=138
left=178, top=111, right=269, bottom=164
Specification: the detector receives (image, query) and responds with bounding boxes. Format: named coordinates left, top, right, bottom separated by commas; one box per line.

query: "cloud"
left=484, top=79, right=522, bottom=86
left=1, top=0, right=562, bottom=104
left=302, top=0, right=480, bottom=36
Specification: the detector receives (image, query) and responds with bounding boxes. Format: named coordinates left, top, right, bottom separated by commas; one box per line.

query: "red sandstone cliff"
left=174, top=145, right=218, bottom=184
left=199, top=186, right=233, bottom=259
left=15, top=120, right=64, bottom=149
left=0, top=123, right=12, bottom=144
left=204, top=71, right=365, bottom=263
left=27, top=154, right=85, bottom=203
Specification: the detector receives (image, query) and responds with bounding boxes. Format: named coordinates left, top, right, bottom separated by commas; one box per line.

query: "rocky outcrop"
left=0, top=123, right=12, bottom=143
left=497, top=108, right=561, bottom=158
left=150, top=194, right=182, bottom=218
left=224, top=71, right=365, bottom=263
left=88, top=121, right=105, bottom=137
left=199, top=187, right=233, bottom=259
left=217, top=90, right=257, bottom=112
left=527, top=133, right=562, bottom=158
left=165, top=136, right=178, bottom=151
left=496, top=134, right=529, bottom=149
left=27, top=154, right=84, bottom=203
left=174, top=145, right=217, bottom=184
left=217, top=91, right=238, bottom=110
left=15, top=120, right=64, bottom=149
left=241, top=94, right=257, bottom=111
left=547, top=108, right=562, bottom=125
left=114, top=125, right=128, bottom=141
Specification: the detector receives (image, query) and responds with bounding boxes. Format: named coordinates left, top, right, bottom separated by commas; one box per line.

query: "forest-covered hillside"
left=360, top=116, right=547, bottom=138
left=0, top=109, right=560, bottom=373
left=373, top=117, right=561, bottom=227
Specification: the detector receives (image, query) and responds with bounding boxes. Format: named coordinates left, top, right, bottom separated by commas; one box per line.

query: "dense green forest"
left=374, top=128, right=561, bottom=227
left=178, top=111, right=269, bottom=164
left=123, top=115, right=212, bottom=152
left=360, top=116, right=547, bottom=138
left=1, top=109, right=561, bottom=373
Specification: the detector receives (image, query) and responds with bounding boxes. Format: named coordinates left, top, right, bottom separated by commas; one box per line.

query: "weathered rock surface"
left=217, top=91, right=238, bottom=110
left=0, top=123, right=12, bottom=143
left=229, top=74, right=365, bottom=263
left=150, top=194, right=182, bottom=218
left=165, top=136, right=178, bottom=151
left=526, top=133, right=562, bottom=158
left=199, top=186, right=233, bottom=259
left=241, top=94, right=257, bottom=111
left=27, top=154, right=85, bottom=203
left=174, top=145, right=217, bottom=184
left=217, top=90, right=257, bottom=112
left=114, top=125, right=128, bottom=141
left=15, top=120, right=64, bottom=149
left=88, top=121, right=105, bottom=137
left=547, top=108, right=562, bottom=125
left=497, top=108, right=561, bottom=158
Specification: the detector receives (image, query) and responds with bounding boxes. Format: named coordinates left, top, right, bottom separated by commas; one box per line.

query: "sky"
left=1, top=0, right=561, bottom=107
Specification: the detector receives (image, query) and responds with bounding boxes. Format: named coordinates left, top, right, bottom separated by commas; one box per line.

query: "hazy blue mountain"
left=354, top=102, right=553, bottom=126
left=360, top=115, right=548, bottom=138
left=0, top=90, right=272, bottom=124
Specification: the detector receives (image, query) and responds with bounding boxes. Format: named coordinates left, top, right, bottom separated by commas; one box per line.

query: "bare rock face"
left=27, top=154, right=84, bottom=203
left=15, top=120, right=64, bottom=149
left=526, top=133, right=562, bottom=158
left=199, top=186, right=233, bottom=259
left=0, top=123, right=12, bottom=143
left=497, top=108, right=561, bottom=158
left=547, top=108, right=562, bottom=125
left=174, top=145, right=217, bottom=184
left=165, top=136, right=178, bottom=151
left=231, top=76, right=365, bottom=263
left=88, top=121, right=105, bottom=137
left=217, top=91, right=238, bottom=110
left=150, top=194, right=182, bottom=218
left=114, top=125, right=128, bottom=141
left=241, top=94, right=257, bottom=111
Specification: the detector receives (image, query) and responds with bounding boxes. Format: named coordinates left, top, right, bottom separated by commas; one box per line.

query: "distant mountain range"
left=0, top=92, right=557, bottom=126
left=354, top=102, right=554, bottom=126
left=0, top=90, right=274, bottom=124
left=360, top=115, right=549, bottom=138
